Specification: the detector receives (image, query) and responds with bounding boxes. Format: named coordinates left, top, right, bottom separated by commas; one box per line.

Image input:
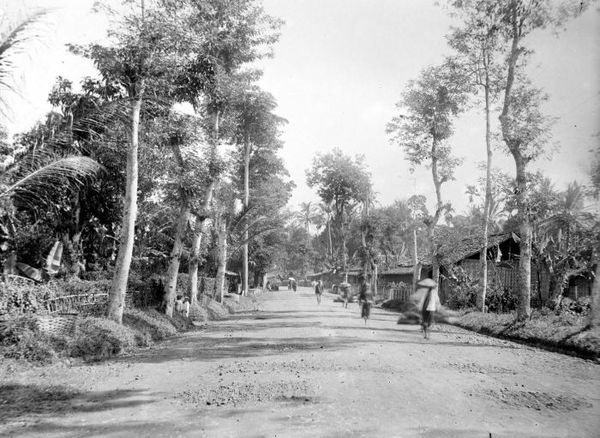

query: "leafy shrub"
left=556, top=297, right=591, bottom=316
left=123, top=309, right=177, bottom=342
left=56, top=278, right=111, bottom=297
left=444, top=267, right=478, bottom=310
left=200, top=277, right=216, bottom=296
left=11, top=220, right=56, bottom=268
left=69, top=317, right=138, bottom=360
left=143, top=308, right=192, bottom=332
left=0, top=316, right=56, bottom=362
left=0, top=279, right=53, bottom=315
left=485, top=284, right=519, bottom=313
left=444, top=266, right=518, bottom=312
left=177, top=273, right=190, bottom=296
left=79, top=270, right=113, bottom=281
left=206, top=299, right=229, bottom=320
left=1, top=307, right=196, bottom=363
left=221, top=296, right=258, bottom=313
left=170, top=311, right=193, bottom=330
left=125, top=278, right=163, bottom=308
left=188, top=303, right=209, bottom=323
left=221, top=298, right=239, bottom=314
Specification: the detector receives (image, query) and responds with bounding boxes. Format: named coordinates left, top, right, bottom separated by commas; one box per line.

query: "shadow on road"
left=2, top=415, right=210, bottom=438
left=0, top=384, right=152, bottom=423
left=120, top=328, right=520, bottom=365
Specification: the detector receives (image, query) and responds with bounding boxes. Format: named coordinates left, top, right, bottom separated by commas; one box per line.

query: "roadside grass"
left=382, top=295, right=599, bottom=359
left=69, top=317, right=140, bottom=360
left=206, top=299, right=230, bottom=320
left=122, top=308, right=177, bottom=343
left=0, top=294, right=244, bottom=364
left=222, top=294, right=258, bottom=313
left=454, top=310, right=600, bottom=359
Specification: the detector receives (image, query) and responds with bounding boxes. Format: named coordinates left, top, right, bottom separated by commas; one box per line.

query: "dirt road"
left=2, top=289, right=599, bottom=437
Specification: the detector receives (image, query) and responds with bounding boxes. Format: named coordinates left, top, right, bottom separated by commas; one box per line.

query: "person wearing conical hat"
left=417, top=278, right=440, bottom=340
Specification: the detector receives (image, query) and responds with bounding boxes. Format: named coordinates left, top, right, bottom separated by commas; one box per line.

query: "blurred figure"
left=358, top=277, right=371, bottom=324
left=339, top=282, right=351, bottom=308
left=417, top=278, right=439, bottom=339
left=315, top=279, right=323, bottom=304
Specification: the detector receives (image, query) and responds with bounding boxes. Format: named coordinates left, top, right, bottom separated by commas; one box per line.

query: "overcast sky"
left=4, top=0, right=600, bottom=215
left=258, top=0, right=600, bottom=214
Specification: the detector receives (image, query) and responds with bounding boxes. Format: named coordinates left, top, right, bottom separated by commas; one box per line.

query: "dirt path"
left=2, top=288, right=599, bottom=437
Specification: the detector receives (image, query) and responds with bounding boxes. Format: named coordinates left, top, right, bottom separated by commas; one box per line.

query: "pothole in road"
left=483, top=388, right=592, bottom=412
left=176, top=379, right=319, bottom=408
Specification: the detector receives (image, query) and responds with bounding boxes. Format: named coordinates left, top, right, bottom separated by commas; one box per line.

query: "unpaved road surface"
left=1, top=289, right=599, bottom=437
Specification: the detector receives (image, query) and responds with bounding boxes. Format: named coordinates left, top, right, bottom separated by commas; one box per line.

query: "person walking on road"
left=339, top=282, right=351, bottom=308
left=358, top=277, right=371, bottom=324
left=315, top=279, right=323, bottom=304
left=417, top=278, right=439, bottom=339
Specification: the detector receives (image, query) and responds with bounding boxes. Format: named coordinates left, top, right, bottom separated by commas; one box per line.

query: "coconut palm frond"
left=0, top=9, right=51, bottom=116
left=0, top=156, right=103, bottom=208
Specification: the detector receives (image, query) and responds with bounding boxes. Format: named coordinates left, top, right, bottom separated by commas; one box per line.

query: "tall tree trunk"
left=478, top=73, right=493, bottom=312
left=361, top=228, right=368, bottom=279
left=428, top=224, right=440, bottom=286
left=189, top=110, right=220, bottom=303
left=242, top=137, right=250, bottom=295
left=61, top=231, right=83, bottom=277
left=107, top=94, right=142, bottom=324
left=548, top=271, right=567, bottom=309
left=498, top=3, right=529, bottom=321
left=188, top=182, right=215, bottom=305
left=59, top=191, right=84, bottom=277
left=188, top=230, right=202, bottom=306
left=514, top=155, right=532, bottom=320
left=327, top=218, right=333, bottom=262
left=360, top=200, right=369, bottom=280
left=163, top=136, right=192, bottom=317
left=430, top=136, right=444, bottom=287
left=372, top=263, right=378, bottom=296
left=164, top=202, right=190, bottom=317
left=412, top=228, right=419, bottom=293
left=341, top=217, right=348, bottom=283
left=215, top=217, right=228, bottom=303
left=590, top=262, right=600, bottom=328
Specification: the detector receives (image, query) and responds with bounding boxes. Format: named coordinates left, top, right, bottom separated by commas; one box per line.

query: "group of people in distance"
left=313, top=276, right=441, bottom=339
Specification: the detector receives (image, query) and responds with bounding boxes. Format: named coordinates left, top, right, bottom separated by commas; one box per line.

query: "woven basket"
left=35, top=314, right=79, bottom=336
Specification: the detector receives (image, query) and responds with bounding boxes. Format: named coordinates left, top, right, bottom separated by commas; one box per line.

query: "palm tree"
left=1, top=8, right=102, bottom=189
left=0, top=9, right=102, bottom=273
left=0, top=8, right=50, bottom=119
left=297, top=201, right=320, bottom=235
left=0, top=156, right=101, bottom=203
left=315, top=201, right=335, bottom=266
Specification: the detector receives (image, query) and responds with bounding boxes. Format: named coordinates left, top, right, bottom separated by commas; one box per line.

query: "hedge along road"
left=1, top=289, right=599, bottom=438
